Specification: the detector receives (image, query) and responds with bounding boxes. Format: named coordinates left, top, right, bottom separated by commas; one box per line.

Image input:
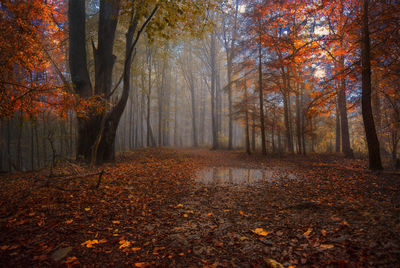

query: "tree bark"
left=210, top=32, right=219, bottom=149
left=361, top=0, right=383, bottom=170
left=244, top=79, right=251, bottom=155
left=338, top=56, right=353, bottom=158
left=335, top=97, right=341, bottom=153
left=258, top=29, right=267, bottom=155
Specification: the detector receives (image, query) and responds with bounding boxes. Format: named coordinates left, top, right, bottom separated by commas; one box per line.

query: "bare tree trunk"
left=157, top=61, right=165, bottom=147
left=200, top=87, right=206, bottom=145
left=283, top=92, right=291, bottom=153
left=244, top=79, right=251, bottom=155
left=211, top=32, right=219, bottom=149
left=31, top=121, right=34, bottom=170
left=361, top=0, right=382, bottom=170
left=147, top=48, right=153, bottom=147
left=17, top=113, right=22, bottom=170
left=174, top=77, right=179, bottom=147
left=251, top=107, right=256, bottom=152
left=277, top=127, right=282, bottom=153
left=295, top=91, right=302, bottom=154
left=287, top=93, right=294, bottom=153
left=338, top=57, right=353, bottom=158
left=34, top=123, right=40, bottom=168
left=335, top=98, right=341, bottom=153
left=258, top=29, right=266, bottom=155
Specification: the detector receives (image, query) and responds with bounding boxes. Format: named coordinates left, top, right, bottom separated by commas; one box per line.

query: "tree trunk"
left=227, top=58, right=233, bottom=150
left=244, top=80, right=251, bottom=155
left=258, top=30, right=267, bottom=155
left=211, top=32, right=219, bottom=149
left=251, top=107, right=256, bottom=151
left=338, top=56, right=353, bottom=158
left=295, top=91, right=302, bottom=154
left=335, top=98, right=341, bottom=153
left=361, top=0, right=383, bottom=170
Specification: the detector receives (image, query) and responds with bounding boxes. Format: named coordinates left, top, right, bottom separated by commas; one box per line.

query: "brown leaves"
left=1, top=149, right=399, bottom=266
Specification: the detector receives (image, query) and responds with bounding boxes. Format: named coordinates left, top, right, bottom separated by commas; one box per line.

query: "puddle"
left=195, top=167, right=297, bottom=186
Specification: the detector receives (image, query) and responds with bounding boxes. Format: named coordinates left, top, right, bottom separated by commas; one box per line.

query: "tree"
left=0, top=0, right=67, bottom=118
left=68, top=0, right=218, bottom=163
left=361, top=0, right=382, bottom=170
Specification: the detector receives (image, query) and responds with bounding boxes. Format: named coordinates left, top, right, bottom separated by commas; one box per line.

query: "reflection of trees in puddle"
left=196, top=168, right=297, bottom=185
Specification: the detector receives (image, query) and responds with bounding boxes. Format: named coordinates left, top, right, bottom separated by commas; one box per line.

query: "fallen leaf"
left=135, top=262, right=149, bottom=267
left=252, top=228, right=269, bottom=236
left=320, top=244, right=334, bottom=249
left=263, top=257, right=284, bottom=268
left=119, top=240, right=131, bottom=249
left=64, top=256, right=78, bottom=264
left=112, top=220, right=120, bottom=224
left=84, top=208, right=91, bottom=211
left=81, top=240, right=99, bottom=248
left=304, top=228, right=312, bottom=237
left=132, top=247, right=141, bottom=252
left=65, top=219, right=73, bottom=224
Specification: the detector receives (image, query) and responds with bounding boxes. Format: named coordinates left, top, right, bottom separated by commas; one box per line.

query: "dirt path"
left=1, top=148, right=399, bottom=267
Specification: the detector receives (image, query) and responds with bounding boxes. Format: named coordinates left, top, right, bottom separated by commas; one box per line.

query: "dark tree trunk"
left=283, top=92, right=291, bottom=152
left=244, top=84, right=251, bottom=155
left=335, top=98, right=341, bottom=153
left=251, top=107, right=256, bottom=151
left=361, top=0, right=383, bottom=170
left=258, top=30, right=266, bottom=155
left=295, top=91, right=302, bottom=154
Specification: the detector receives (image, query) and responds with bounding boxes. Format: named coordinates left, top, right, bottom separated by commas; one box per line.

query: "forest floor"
left=1, top=148, right=400, bottom=267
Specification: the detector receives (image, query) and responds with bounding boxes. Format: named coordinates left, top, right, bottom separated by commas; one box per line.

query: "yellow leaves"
left=303, top=228, right=312, bottom=238
left=341, top=220, right=350, bottom=227
left=175, top=204, right=184, bottom=208
left=319, top=244, right=334, bottom=249
left=251, top=228, right=269, bottom=236
left=135, top=262, right=149, bottom=267
left=64, top=256, right=78, bottom=264
left=84, top=208, right=91, bottom=211
left=81, top=239, right=107, bottom=248
left=112, top=220, right=120, bottom=224
left=119, top=240, right=131, bottom=249
left=263, top=257, right=284, bottom=268
left=81, top=240, right=99, bottom=248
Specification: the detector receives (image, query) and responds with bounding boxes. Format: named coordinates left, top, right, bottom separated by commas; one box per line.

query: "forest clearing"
left=0, top=148, right=399, bottom=267
left=1, top=0, right=400, bottom=266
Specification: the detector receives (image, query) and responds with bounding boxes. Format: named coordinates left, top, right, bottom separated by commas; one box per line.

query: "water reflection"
left=195, top=168, right=297, bottom=185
